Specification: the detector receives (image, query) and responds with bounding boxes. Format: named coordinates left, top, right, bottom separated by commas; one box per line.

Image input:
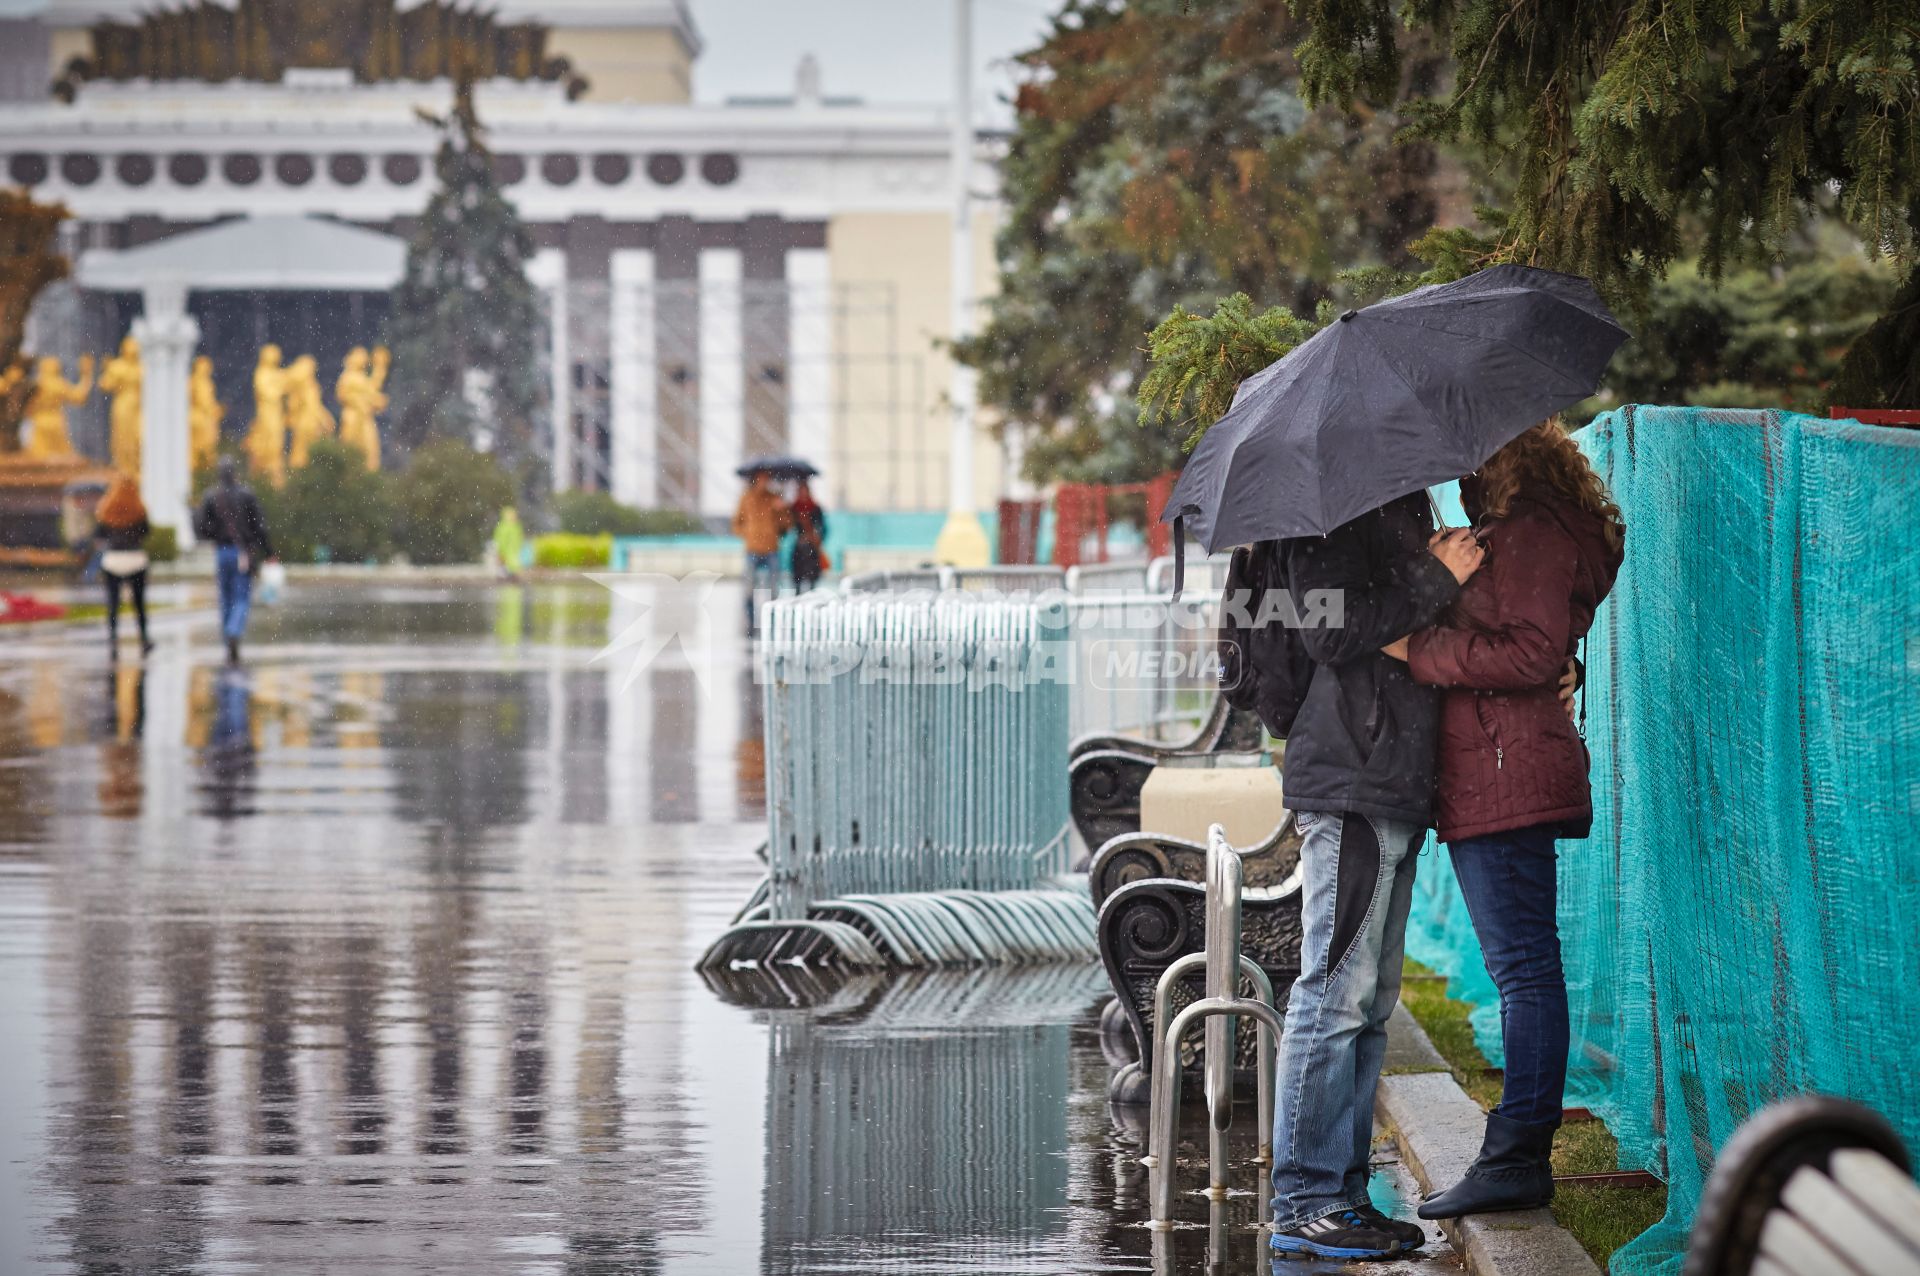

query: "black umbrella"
left=1163, top=265, right=1628, bottom=560
left=735, top=455, right=819, bottom=480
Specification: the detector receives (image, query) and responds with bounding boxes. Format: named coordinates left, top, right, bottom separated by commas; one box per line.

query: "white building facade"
left=0, top=0, right=1005, bottom=535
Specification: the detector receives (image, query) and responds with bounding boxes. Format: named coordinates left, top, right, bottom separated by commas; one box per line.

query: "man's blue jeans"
left=215, top=545, right=252, bottom=642
left=744, top=551, right=778, bottom=627
left=1270, top=810, right=1423, bottom=1229
left=1447, top=825, right=1567, bottom=1125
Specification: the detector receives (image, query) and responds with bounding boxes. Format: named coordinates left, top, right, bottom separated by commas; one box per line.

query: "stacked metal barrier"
left=700, top=589, right=1089, bottom=969
left=762, top=591, right=1072, bottom=912
left=699, top=556, right=1257, bottom=971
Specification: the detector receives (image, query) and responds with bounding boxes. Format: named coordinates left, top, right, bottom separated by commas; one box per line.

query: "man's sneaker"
left=1268, top=1208, right=1403, bottom=1260
left=1351, top=1202, right=1426, bottom=1249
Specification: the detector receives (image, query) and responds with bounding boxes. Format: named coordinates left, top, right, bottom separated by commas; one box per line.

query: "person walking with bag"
left=1382, top=417, right=1624, bottom=1220
left=193, top=458, right=276, bottom=665
left=94, top=476, right=154, bottom=659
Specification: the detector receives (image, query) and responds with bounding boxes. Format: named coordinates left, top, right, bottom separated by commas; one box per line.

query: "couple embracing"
left=1241, top=416, right=1625, bottom=1260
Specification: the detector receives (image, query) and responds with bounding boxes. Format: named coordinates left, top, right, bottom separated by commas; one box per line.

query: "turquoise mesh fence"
left=1404, top=405, right=1920, bottom=1274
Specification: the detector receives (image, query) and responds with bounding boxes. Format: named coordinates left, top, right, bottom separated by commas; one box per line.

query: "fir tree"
left=385, top=77, right=548, bottom=483
left=1286, top=0, right=1920, bottom=407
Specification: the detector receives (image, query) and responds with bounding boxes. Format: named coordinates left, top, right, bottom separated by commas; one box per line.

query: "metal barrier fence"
left=834, top=565, right=1221, bottom=743
left=841, top=567, right=946, bottom=593
left=1065, top=560, right=1152, bottom=595
left=760, top=592, right=1073, bottom=919
left=1065, top=591, right=1219, bottom=743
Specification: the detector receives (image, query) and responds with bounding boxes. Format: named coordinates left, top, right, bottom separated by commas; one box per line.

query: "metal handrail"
left=1144, top=822, right=1284, bottom=1230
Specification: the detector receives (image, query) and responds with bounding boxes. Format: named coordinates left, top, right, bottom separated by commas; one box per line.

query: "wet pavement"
left=0, top=580, right=1459, bottom=1274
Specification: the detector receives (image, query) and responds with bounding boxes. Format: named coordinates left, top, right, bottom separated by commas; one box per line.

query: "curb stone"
left=1379, top=1013, right=1604, bottom=1276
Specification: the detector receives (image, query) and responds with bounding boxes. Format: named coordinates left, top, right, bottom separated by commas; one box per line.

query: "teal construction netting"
left=1404, top=405, right=1920, bottom=1273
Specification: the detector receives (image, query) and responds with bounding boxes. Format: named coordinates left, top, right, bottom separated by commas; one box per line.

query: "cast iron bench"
left=1685, top=1095, right=1920, bottom=1275
left=1092, top=815, right=1304, bottom=1105
left=1067, top=695, right=1266, bottom=851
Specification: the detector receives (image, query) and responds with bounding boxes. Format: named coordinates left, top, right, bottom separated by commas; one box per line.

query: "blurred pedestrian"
left=731, top=471, right=791, bottom=627
left=193, top=458, right=276, bottom=665
left=789, top=479, right=829, bottom=594
left=490, top=506, right=525, bottom=581
left=94, top=475, right=153, bottom=658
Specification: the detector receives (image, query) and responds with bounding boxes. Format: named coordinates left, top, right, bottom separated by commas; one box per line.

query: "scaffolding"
left=551, top=277, right=935, bottom=514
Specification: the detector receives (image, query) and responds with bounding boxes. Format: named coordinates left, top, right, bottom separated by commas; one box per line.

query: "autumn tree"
left=958, top=0, right=1462, bottom=483
left=0, top=189, right=71, bottom=447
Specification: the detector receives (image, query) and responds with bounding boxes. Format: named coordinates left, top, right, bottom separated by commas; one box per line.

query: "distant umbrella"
left=736, top=455, right=819, bottom=480
left=1164, top=265, right=1629, bottom=554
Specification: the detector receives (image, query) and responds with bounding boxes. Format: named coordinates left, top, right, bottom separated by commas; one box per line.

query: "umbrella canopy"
left=735, top=454, right=819, bottom=481
left=1164, top=265, right=1628, bottom=552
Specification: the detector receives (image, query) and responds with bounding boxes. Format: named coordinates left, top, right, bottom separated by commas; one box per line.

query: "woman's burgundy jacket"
left=1407, top=496, right=1623, bottom=844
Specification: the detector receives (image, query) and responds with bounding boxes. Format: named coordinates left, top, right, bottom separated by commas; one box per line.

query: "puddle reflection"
left=0, top=583, right=1445, bottom=1274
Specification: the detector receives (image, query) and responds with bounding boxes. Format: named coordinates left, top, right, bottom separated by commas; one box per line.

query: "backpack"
left=1216, top=540, right=1315, bottom=738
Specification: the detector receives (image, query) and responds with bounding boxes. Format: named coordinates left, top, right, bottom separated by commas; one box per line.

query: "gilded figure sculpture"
left=98, top=335, right=143, bottom=477
left=189, top=355, right=223, bottom=472
left=285, top=354, right=335, bottom=470
left=245, top=344, right=289, bottom=484
left=335, top=345, right=389, bottom=472
left=23, top=354, right=93, bottom=460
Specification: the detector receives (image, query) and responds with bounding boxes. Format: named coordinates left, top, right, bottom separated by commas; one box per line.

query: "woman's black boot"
left=1417, top=1113, right=1557, bottom=1219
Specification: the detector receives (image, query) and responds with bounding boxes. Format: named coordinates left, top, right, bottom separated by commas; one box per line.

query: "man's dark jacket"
left=193, top=484, right=275, bottom=560
left=1280, top=491, right=1460, bottom=829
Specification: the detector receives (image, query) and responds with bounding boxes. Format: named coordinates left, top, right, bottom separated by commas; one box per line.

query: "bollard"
left=1144, top=822, right=1284, bottom=1230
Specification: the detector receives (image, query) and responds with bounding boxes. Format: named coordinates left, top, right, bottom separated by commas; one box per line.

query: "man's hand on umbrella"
left=1429, top=528, right=1485, bottom=584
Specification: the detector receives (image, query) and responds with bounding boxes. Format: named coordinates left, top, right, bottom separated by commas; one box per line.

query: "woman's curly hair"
left=1467, top=416, right=1624, bottom=554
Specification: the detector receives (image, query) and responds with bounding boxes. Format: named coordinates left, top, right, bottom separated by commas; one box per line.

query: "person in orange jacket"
left=732, top=471, right=791, bottom=629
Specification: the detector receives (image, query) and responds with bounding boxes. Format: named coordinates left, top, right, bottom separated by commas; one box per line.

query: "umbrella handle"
left=1171, top=516, right=1185, bottom=600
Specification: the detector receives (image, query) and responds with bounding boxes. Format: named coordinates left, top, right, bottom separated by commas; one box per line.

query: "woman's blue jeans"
left=1447, top=824, right=1568, bottom=1125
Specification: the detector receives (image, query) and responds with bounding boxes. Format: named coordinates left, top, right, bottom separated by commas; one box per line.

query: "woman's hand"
left=1380, top=636, right=1410, bottom=661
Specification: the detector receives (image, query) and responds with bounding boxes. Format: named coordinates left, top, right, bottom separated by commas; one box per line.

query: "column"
left=609, top=250, right=657, bottom=509
left=786, top=249, right=831, bottom=490
left=133, top=276, right=198, bottom=546
left=527, top=250, right=570, bottom=492
left=696, top=248, right=743, bottom=521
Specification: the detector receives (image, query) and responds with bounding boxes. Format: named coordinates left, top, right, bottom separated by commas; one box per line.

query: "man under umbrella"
left=1164, top=266, right=1628, bottom=1260
left=732, top=460, right=797, bottom=629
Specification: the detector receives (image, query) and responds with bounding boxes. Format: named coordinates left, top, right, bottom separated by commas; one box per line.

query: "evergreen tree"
left=1286, top=0, right=1920, bottom=407
left=957, top=0, right=1459, bottom=484
left=385, top=78, right=548, bottom=484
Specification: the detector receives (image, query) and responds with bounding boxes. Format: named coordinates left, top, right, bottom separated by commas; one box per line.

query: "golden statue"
left=285, top=354, right=336, bottom=470
left=244, top=344, right=289, bottom=484
left=189, top=355, right=223, bottom=472
left=22, top=354, right=92, bottom=459
left=98, top=335, right=143, bottom=477
left=335, top=345, right=389, bottom=472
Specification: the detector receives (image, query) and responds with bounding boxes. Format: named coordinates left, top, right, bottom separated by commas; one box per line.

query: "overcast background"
left=0, top=0, right=1058, bottom=123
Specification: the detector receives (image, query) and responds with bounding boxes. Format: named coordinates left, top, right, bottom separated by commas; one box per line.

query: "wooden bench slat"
left=1829, top=1148, right=1920, bottom=1258
left=1780, top=1164, right=1920, bottom=1273
left=1758, top=1208, right=1874, bottom=1276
